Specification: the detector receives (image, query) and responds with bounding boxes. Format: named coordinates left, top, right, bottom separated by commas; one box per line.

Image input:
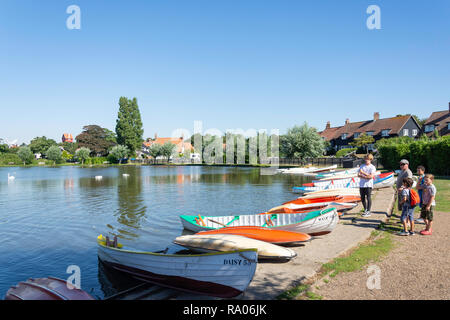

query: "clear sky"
left=1, top=0, right=449, bottom=144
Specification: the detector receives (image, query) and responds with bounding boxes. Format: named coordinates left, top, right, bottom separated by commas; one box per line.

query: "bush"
left=376, top=136, right=450, bottom=175
left=84, top=157, right=108, bottom=165
left=336, top=148, right=357, bottom=158
left=0, top=153, right=22, bottom=165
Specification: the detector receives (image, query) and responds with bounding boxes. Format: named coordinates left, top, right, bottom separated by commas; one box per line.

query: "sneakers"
left=397, top=231, right=410, bottom=236
left=409, top=231, right=415, bottom=236
left=361, top=211, right=371, bottom=217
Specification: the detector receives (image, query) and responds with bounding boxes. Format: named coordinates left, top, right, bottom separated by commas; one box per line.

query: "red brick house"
left=62, top=133, right=74, bottom=143
left=319, top=112, right=421, bottom=152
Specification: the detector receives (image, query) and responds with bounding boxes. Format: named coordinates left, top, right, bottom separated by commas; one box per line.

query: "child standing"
left=397, top=177, right=415, bottom=236
left=415, top=165, right=426, bottom=223
left=420, top=174, right=437, bottom=235
left=358, top=154, right=377, bottom=217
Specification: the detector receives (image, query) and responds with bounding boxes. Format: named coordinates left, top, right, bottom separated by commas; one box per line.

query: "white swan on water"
left=8, top=173, right=15, bottom=181
left=95, top=176, right=103, bottom=180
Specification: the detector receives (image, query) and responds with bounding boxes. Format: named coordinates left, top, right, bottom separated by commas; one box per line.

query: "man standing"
left=396, top=159, right=413, bottom=210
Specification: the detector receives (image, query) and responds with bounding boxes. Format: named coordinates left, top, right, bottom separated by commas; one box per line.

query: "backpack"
left=410, top=189, right=420, bottom=207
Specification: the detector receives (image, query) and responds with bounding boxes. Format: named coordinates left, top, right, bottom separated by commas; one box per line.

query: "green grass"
left=321, top=231, right=394, bottom=277
left=432, top=178, right=450, bottom=212
left=277, top=285, right=309, bottom=300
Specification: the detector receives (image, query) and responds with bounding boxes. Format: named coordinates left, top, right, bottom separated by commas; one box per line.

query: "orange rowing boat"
left=283, top=195, right=360, bottom=206
left=197, top=226, right=311, bottom=245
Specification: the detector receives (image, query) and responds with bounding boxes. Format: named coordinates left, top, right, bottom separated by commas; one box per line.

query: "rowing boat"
left=174, top=234, right=297, bottom=261
left=4, top=277, right=95, bottom=300
left=97, top=234, right=257, bottom=298
left=300, top=172, right=395, bottom=191
left=179, top=207, right=339, bottom=236
left=299, top=188, right=361, bottom=197
left=197, top=226, right=311, bottom=244
left=283, top=195, right=361, bottom=205
left=268, top=201, right=357, bottom=214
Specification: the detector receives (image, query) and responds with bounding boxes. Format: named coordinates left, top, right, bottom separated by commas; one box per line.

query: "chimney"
left=448, top=102, right=450, bottom=113
left=154, top=133, right=158, bottom=140
left=374, top=112, right=380, bottom=121
left=326, top=121, right=331, bottom=130
left=345, top=118, right=350, bottom=125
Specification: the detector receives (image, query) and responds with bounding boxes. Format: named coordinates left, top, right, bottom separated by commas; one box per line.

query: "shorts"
left=401, top=205, right=414, bottom=222
left=420, top=205, right=434, bottom=221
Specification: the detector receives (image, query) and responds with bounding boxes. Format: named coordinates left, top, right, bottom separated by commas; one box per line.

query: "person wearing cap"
left=397, top=159, right=413, bottom=210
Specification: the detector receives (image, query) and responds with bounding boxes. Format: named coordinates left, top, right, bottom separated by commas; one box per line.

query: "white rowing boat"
left=174, top=234, right=297, bottom=261
left=179, top=208, right=339, bottom=236
left=97, top=235, right=257, bottom=298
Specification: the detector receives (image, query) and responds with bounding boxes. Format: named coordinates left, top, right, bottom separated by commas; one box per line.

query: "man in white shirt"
left=359, top=154, right=377, bottom=217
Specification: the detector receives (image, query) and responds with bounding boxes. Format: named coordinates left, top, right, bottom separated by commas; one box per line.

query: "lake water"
left=0, top=166, right=312, bottom=299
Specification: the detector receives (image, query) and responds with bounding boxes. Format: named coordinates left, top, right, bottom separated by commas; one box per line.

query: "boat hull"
left=97, top=237, right=257, bottom=298
left=180, top=208, right=339, bottom=236
left=174, top=234, right=297, bottom=260
left=197, top=226, right=311, bottom=244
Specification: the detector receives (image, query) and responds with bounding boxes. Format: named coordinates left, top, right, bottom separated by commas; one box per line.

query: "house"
left=142, top=134, right=194, bottom=156
left=421, top=102, right=450, bottom=137
left=319, top=112, right=421, bottom=152
left=62, top=133, right=74, bottom=143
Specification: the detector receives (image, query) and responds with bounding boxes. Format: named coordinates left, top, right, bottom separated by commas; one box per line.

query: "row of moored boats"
left=5, top=165, right=396, bottom=300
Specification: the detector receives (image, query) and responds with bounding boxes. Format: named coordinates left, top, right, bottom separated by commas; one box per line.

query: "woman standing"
left=358, top=154, right=377, bottom=217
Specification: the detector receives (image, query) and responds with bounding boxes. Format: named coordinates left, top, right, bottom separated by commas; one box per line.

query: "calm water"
left=0, top=166, right=312, bottom=299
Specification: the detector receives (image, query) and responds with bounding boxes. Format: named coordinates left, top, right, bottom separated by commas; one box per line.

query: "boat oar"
left=207, top=219, right=227, bottom=228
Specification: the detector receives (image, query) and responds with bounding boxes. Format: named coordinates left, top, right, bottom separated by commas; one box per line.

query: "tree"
left=76, top=125, right=115, bottom=156
left=0, top=143, right=9, bottom=154
left=148, top=144, right=162, bottom=159
left=350, top=133, right=375, bottom=153
left=75, top=147, right=91, bottom=165
left=160, top=142, right=177, bottom=161
left=17, top=146, right=34, bottom=165
left=115, top=97, right=144, bottom=156
left=109, top=145, right=129, bottom=164
left=46, top=146, right=62, bottom=165
left=280, top=123, right=326, bottom=159
left=61, top=141, right=79, bottom=155
left=29, top=136, right=57, bottom=155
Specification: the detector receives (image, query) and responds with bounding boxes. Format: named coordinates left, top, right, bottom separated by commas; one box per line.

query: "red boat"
left=4, top=277, right=95, bottom=300
left=197, top=226, right=311, bottom=244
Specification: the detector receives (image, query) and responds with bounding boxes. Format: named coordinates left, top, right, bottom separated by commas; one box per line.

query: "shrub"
left=376, top=136, right=450, bottom=175
left=0, top=153, right=22, bottom=165
left=336, top=148, right=357, bottom=158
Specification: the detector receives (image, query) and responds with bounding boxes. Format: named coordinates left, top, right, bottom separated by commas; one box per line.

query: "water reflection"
left=113, top=167, right=147, bottom=240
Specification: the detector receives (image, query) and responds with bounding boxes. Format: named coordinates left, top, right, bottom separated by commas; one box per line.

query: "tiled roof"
left=319, top=115, right=411, bottom=141
left=423, top=110, right=450, bottom=136
left=143, top=137, right=194, bottom=153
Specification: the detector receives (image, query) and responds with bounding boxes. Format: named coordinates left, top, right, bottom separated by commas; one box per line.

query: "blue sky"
left=0, top=0, right=449, bottom=144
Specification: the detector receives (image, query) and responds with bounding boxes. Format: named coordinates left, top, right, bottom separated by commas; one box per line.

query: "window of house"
left=447, top=123, right=450, bottom=130
left=354, top=132, right=360, bottom=138
left=366, top=131, right=374, bottom=136
left=367, top=144, right=375, bottom=151
left=403, top=129, right=409, bottom=136
left=341, top=133, right=347, bottom=140
left=381, top=130, right=389, bottom=137
left=424, top=125, right=435, bottom=132
left=412, top=129, right=418, bottom=136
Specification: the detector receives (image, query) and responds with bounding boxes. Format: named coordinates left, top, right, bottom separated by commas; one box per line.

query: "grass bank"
left=277, top=230, right=395, bottom=300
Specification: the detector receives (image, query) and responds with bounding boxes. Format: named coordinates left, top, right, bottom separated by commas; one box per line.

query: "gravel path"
left=313, top=211, right=450, bottom=300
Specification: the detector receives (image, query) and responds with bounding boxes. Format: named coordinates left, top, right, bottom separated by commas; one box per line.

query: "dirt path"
left=312, top=211, right=450, bottom=300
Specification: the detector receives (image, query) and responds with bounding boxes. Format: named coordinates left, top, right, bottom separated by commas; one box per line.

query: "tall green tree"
left=29, top=136, right=57, bottom=155
left=76, top=125, right=115, bottom=156
left=115, top=97, right=144, bottom=156
left=17, top=146, right=34, bottom=165
left=280, top=123, right=326, bottom=159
